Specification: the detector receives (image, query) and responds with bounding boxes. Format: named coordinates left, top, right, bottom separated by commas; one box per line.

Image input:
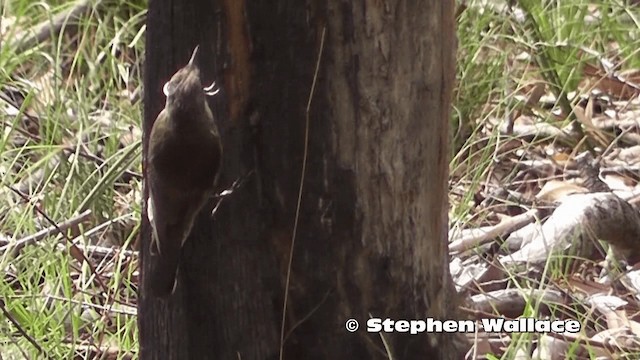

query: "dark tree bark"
left=139, top=0, right=462, bottom=359
left=139, top=0, right=279, bottom=359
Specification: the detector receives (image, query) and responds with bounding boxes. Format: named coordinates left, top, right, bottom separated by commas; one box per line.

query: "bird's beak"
left=188, top=45, right=200, bottom=66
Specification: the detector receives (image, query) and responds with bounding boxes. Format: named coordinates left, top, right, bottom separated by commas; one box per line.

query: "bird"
left=146, top=45, right=222, bottom=297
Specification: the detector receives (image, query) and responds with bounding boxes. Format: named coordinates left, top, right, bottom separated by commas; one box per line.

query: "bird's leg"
left=211, top=170, right=255, bottom=217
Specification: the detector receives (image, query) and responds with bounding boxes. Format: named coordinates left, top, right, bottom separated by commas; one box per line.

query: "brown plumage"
left=147, top=46, right=222, bottom=296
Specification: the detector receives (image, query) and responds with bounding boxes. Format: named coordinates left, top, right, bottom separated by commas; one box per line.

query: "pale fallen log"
left=501, top=193, right=640, bottom=266
left=449, top=209, right=540, bottom=254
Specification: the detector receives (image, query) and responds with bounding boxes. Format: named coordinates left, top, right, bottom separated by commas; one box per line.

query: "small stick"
left=11, top=0, right=95, bottom=54
left=5, top=185, right=110, bottom=295
left=0, top=298, right=51, bottom=358
left=0, top=209, right=92, bottom=254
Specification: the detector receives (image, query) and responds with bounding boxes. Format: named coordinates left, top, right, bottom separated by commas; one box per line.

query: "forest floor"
left=452, top=1, right=640, bottom=359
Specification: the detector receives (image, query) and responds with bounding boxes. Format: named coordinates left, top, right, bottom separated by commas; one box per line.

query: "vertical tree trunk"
left=139, top=0, right=279, bottom=359
left=248, top=1, right=461, bottom=358
left=140, top=0, right=461, bottom=359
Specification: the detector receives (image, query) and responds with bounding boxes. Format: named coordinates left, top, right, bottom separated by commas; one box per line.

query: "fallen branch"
left=10, top=0, right=97, bottom=54
left=0, top=209, right=92, bottom=254
left=501, top=193, right=640, bottom=266
left=449, top=209, right=540, bottom=254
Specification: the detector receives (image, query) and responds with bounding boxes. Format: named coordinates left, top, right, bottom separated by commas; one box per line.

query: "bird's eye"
left=163, top=81, right=175, bottom=97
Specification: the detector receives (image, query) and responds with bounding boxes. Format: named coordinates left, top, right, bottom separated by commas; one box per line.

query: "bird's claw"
left=204, top=81, right=220, bottom=96
left=210, top=171, right=255, bottom=217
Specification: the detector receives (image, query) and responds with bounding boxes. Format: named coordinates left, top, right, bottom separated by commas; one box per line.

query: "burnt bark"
left=140, top=0, right=461, bottom=359
left=140, top=0, right=278, bottom=359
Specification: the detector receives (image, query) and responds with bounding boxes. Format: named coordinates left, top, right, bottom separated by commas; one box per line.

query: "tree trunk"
left=139, top=0, right=462, bottom=359
left=139, top=0, right=279, bottom=359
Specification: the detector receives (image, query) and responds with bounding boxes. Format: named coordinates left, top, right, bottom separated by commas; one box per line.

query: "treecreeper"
left=146, top=46, right=222, bottom=297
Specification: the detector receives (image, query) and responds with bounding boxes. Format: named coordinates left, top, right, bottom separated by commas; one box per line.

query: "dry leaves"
left=452, top=4, right=640, bottom=359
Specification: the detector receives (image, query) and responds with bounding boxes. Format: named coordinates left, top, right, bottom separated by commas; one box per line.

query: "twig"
left=5, top=185, right=110, bottom=295
left=279, top=26, right=326, bottom=360
left=0, top=209, right=92, bottom=254
left=0, top=298, right=51, bottom=358
left=62, top=147, right=142, bottom=180
left=44, top=294, right=137, bottom=316
left=11, top=0, right=97, bottom=54
left=283, top=289, right=330, bottom=342
left=62, top=241, right=137, bottom=260
left=57, top=342, right=135, bottom=360
left=1, top=99, right=142, bottom=180
left=449, top=209, right=539, bottom=254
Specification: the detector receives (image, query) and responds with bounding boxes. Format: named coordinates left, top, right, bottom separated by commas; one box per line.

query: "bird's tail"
left=149, top=254, right=180, bottom=297
left=148, top=223, right=184, bottom=297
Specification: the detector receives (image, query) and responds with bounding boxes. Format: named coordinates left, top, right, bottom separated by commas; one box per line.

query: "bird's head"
left=163, top=46, right=205, bottom=111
